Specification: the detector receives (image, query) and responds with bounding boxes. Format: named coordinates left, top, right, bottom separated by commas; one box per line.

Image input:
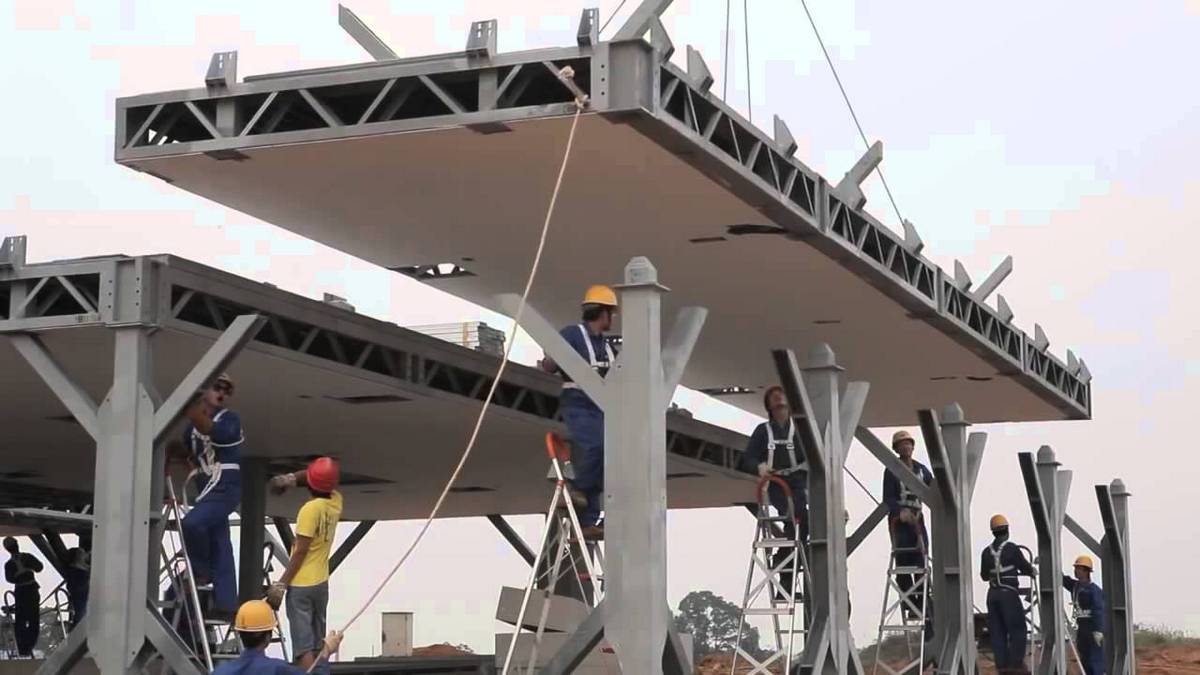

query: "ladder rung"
left=881, top=624, right=925, bottom=631
left=744, top=608, right=794, bottom=616
left=755, top=539, right=803, bottom=548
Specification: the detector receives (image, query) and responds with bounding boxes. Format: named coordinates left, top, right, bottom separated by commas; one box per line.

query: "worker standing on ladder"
left=268, top=457, right=344, bottom=675
left=214, top=600, right=344, bottom=675
left=173, top=372, right=243, bottom=620
left=538, top=285, right=618, bottom=541
left=744, top=385, right=808, bottom=596
left=980, top=514, right=1035, bottom=675
left=3, top=537, right=42, bottom=657
left=882, top=430, right=932, bottom=628
left=1063, top=555, right=1106, bottom=675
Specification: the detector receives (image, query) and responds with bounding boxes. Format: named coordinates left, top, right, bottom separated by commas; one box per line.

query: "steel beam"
left=273, top=516, right=296, bottom=552
left=773, top=344, right=866, bottom=675
left=541, top=600, right=607, bottom=675
left=1020, top=447, right=1072, bottom=675
left=923, top=405, right=986, bottom=675
left=10, top=335, right=99, bottom=440
left=847, top=502, right=887, bottom=556
left=1097, top=482, right=1134, bottom=675
left=239, top=457, right=269, bottom=603
left=612, top=0, right=674, bottom=40
left=853, top=426, right=936, bottom=505
left=486, top=514, right=537, bottom=566
left=338, top=4, right=398, bottom=61
left=330, top=520, right=376, bottom=573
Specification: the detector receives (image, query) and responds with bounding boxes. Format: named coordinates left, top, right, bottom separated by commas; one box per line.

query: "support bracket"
left=832, top=140, right=883, bottom=210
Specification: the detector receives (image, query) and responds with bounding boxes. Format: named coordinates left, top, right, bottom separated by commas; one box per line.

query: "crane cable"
left=305, top=79, right=589, bottom=672
left=797, top=0, right=905, bottom=226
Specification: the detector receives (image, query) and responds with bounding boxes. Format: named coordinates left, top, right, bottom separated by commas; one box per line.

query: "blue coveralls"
left=882, top=460, right=933, bottom=624
left=63, top=545, right=91, bottom=629
left=181, top=407, right=243, bottom=613
left=4, top=552, right=43, bottom=656
left=980, top=537, right=1035, bottom=672
left=556, top=324, right=615, bottom=528
left=744, top=419, right=808, bottom=598
left=1063, top=576, right=1106, bottom=675
left=212, top=647, right=306, bottom=675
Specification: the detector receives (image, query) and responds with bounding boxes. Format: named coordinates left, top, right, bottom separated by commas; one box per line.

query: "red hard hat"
left=307, top=457, right=340, bottom=493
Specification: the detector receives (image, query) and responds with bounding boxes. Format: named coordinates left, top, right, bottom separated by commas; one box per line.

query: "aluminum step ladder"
left=731, top=476, right=812, bottom=675
left=871, top=537, right=932, bottom=675
left=499, top=432, right=605, bottom=675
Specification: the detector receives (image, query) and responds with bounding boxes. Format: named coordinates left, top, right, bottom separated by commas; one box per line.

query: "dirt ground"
left=693, top=643, right=1200, bottom=675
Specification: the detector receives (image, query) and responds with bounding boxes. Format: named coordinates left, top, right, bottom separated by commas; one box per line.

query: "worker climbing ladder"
left=731, top=475, right=811, bottom=675
left=871, top=542, right=932, bottom=675
left=499, top=432, right=605, bottom=675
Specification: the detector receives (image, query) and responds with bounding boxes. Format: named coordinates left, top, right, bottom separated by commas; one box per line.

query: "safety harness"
left=987, top=540, right=1020, bottom=591
left=896, top=465, right=925, bottom=511
left=1071, top=585, right=1094, bottom=621
left=561, top=324, right=615, bottom=390
left=189, top=408, right=243, bottom=502
left=766, top=420, right=806, bottom=476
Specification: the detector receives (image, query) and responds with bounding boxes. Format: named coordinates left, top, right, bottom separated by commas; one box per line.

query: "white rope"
left=307, top=85, right=588, bottom=671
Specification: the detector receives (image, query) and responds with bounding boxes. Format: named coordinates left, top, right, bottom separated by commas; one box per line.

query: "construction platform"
left=114, top=28, right=1090, bottom=425
left=0, top=246, right=751, bottom=521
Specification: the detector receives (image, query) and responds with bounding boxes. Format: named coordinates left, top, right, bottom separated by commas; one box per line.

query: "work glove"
left=265, top=581, right=286, bottom=609
left=1093, top=632, right=1104, bottom=646
left=269, top=473, right=297, bottom=495
left=323, top=630, right=345, bottom=655
left=898, top=509, right=915, bottom=525
left=757, top=463, right=772, bottom=478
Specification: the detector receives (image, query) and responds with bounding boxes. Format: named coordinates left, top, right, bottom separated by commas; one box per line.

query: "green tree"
left=672, top=590, right=768, bottom=661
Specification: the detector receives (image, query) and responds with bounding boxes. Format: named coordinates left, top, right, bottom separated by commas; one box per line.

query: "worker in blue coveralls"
left=63, top=533, right=91, bottom=629
left=744, top=385, right=808, bottom=598
left=981, top=514, right=1036, bottom=675
left=1064, top=555, right=1106, bottom=675
left=214, top=600, right=343, bottom=675
left=539, top=285, right=618, bottom=542
left=3, top=537, right=43, bottom=657
left=169, top=372, right=243, bottom=621
left=882, top=429, right=933, bottom=632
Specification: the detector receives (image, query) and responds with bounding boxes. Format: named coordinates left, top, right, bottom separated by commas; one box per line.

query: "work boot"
left=581, top=525, right=605, bottom=541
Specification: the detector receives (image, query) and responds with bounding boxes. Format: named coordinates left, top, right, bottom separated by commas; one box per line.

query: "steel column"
left=1019, top=447, right=1072, bottom=675
left=239, top=456, right=269, bottom=603
left=922, top=405, right=986, bottom=675
left=773, top=344, right=867, bottom=675
left=501, top=256, right=705, bottom=675
left=1097, top=481, right=1134, bottom=675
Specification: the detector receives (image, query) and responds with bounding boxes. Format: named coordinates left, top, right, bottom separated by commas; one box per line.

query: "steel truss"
left=112, top=7, right=1090, bottom=420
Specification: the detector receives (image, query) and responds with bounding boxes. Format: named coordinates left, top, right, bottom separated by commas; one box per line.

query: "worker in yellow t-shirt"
left=267, top=457, right=343, bottom=675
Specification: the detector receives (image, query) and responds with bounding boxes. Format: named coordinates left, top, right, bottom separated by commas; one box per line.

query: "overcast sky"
left=2, top=0, right=1198, bottom=662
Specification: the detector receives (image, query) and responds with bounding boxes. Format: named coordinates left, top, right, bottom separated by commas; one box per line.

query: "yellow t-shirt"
left=290, top=490, right=343, bottom=587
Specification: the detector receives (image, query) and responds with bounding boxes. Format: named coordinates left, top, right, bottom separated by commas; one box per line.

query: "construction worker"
left=538, top=285, right=618, bottom=541
left=980, top=514, right=1035, bottom=674
left=3, top=537, right=42, bottom=657
left=174, top=372, right=243, bottom=620
left=214, top=600, right=343, bottom=675
left=1063, top=555, right=1105, bottom=675
left=268, top=457, right=343, bottom=675
left=882, top=430, right=933, bottom=627
left=63, top=533, right=91, bottom=629
left=744, top=385, right=808, bottom=597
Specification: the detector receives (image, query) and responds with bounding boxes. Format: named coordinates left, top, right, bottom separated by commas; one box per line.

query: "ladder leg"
left=500, top=484, right=563, bottom=675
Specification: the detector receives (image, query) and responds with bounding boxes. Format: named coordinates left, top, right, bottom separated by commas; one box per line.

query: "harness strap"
left=765, top=420, right=804, bottom=472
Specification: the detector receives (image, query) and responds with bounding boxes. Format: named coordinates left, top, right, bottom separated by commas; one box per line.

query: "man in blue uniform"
left=172, top=372, right=243, bottom=619
left=214, top=599, right=343, bottom=675
left=744, top=385, right=808, bottom=598
left=63, top=533, right=91, bottom=629
left=980, top=514, right=1035, bottom=674
left=882, top=430, right=933, bottom=628
left=539, top=285, right=618, bottom=541
left=3, top=537, right=42, bottom=657
left=1063, top=555, right=1105, bottom=675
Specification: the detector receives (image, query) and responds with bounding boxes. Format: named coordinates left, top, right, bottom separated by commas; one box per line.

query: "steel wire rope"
left=743, top=0, right=753, bottom=123
left=599, top=0, right=629, bottom=35
left=797, top=0, right=905, bottom=226
left=304, top=88, right=589, bottom=673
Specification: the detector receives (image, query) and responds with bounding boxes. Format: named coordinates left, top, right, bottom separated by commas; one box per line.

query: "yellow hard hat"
left=891, top=430, right=915, bottom=448
left=234, top=600, right=277, bottom=633
left=582, top=285, right=618, bottom=307
left=1073, top=555, right=1094, bottom=571
left=990, top=514, right=1009, bottom=531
